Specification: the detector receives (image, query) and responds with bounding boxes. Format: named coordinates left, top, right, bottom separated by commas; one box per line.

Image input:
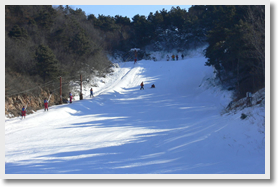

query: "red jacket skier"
left=140, top=82, right=144, bottom=90
left=69, top=92, right=73, bottom=103
left=21, top=106, right=26, bottom=118
left=44, top=98, right=48, bottom=111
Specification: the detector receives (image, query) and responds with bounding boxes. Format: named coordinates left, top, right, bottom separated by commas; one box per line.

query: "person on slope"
left=69, top=92, right=73, bottom=103
left=151, top=84, right=155, bottom=88
left=44, top=98, right=49, bottom=111
left=181, top=54, right=184, bottom=60
left=176, top=55, right=178, bottom=61
left=134, top=50, right=138, bottom=64
left=90, top=88, right=93, bottom=98
left=171, top=54, right=175, bottom=61
left=21, top=106, right=26, bottom=119
left=140, top=82, right=144, bottom=90
left=166, top=55, right=170, bottom=61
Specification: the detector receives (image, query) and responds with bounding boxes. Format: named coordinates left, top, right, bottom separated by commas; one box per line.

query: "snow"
left=4, top=52, right=266, bottom=178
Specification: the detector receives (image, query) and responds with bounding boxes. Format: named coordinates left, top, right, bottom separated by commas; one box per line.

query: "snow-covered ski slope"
left=5, top=55, right=265, bottom=177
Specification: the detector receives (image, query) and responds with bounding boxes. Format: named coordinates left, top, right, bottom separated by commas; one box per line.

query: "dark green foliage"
left=35, top=9, right=55, bottom=29
left=115, top=15, right=131, bottom=26
left=131, top=15, right=151, bottom=47
left=35, top=45, right=59, bottom=82
left=86, top=6, right=207, bottom=53
left=204, top=5, right=265, bottom=98
left=168, top=6, right=187, bottom=31
left=92, top=15, right=119, bottom=32
left=5, top=5, right=112, bottom=81
left=8, top=25, right=29, bottom=40
left=69, top=31, right=90, bottom=56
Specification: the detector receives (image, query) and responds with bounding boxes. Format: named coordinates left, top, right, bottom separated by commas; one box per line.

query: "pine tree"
left=204, top=5, right=265, bottom=98
left=8, top=25, right=29, bottom=41
left=35, top=44, right=59, bottom=82
left=69, top=31, right=90, bottom=56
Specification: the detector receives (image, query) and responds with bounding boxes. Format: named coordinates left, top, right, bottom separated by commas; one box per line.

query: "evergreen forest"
left=5, top=5, right=265, bottom=104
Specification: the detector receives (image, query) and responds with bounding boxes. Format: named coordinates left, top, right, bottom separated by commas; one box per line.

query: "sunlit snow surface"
left=5, top=55, right=265, bottom=174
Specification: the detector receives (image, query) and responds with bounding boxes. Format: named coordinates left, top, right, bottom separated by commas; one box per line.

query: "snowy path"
left=5, top=57, right=265, bottom=175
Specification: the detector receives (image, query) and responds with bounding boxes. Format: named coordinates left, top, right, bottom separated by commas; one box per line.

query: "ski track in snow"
left=5, top=55, right=265, bottom=175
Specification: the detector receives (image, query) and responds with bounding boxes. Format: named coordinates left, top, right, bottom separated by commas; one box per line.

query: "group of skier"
left=140, top=82, right=155, bottom=90
left=21, top=81, right=153, bottom=119
left=166, top=54, right=184, bottom=61
left=21, top=98, right=49, bottom=119
left=21, top=88, right=95, bottom=119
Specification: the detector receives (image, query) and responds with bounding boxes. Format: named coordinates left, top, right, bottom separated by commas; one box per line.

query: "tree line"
left=203, top=5, right=265, bottom=99
left=5, top=5, right=112, bottom=98
left=5, top=5, right=265, bottom=101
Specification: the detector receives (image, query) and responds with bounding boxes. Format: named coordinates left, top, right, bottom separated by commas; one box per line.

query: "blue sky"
left=62, top=5, right=192, bottom=20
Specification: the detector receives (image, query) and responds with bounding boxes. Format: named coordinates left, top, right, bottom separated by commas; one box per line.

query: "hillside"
left=5, top=5, right=265, bottom=108
left=5, top=53, right=265, bottom=176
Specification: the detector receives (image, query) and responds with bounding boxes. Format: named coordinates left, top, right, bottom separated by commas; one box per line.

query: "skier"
left=246, top=92, right=252, bottom=106
left=181, top=54, right=184, bottom=60
left=171, top=54, right=175, bottom=61
left=90, top=88, right=93, bottom=98
left=140, top=82, right=144, bottom=90
left=44, top=98, right=48, bottom=111
left=166, top=55, right=170, bottom=61
left=21, top=106, right=26, bottom=119
left=176, top=55, right=178, bottom=61
left=151, top=84, right=155, bottom=88
left=134, top=50, right=138, bottom=64
left=69, top=92, right=73, bottom=103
